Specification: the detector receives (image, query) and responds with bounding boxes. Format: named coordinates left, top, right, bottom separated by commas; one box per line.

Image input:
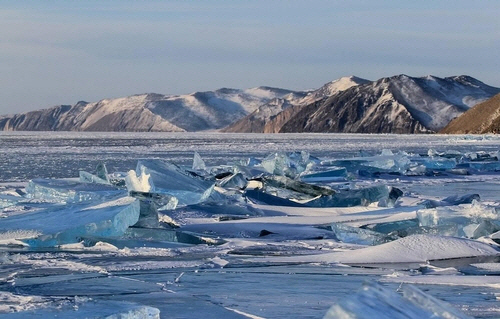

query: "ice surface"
left=134, top=160, right=214, bottom=206
left=0, top=197, right=140, bottom=247
left=1, top=300, right=160, bottom=319
left=324, top=282, right=472, bottom=319
left=5, top=134, right=500, bottom=318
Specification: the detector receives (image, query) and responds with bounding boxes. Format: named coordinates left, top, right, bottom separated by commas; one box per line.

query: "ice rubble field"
left=4, top=133, right=500, bottom=318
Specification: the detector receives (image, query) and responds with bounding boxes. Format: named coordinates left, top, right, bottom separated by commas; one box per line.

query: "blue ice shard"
left=329, top=222, right=396, bottom=245
left=192, top=151, right=207, bottom=171
left=133, top=160, right=214, bottom=206
left=300, top=167, right=347, bottom=182
left=217, top=173, right=247, bottom=189
left=79, top=163, right=111, bottom=185
left=307, top=185, right=402, bottom=207
left=79, top=171, right=111, bottom=185
left=26, top=179, right=125, bottom=203
left=420, top=194, right=480, bottom=208
left=0, top=197, right=140, bottom=247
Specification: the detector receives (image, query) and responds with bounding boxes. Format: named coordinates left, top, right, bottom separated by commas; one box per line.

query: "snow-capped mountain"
left=223, top=76, right=370, bottom=133
left=278, top=75, right=500, bottom=134
left=440, top=93, right=500, bottom=134
left=0, top=87, right=300, bottom=132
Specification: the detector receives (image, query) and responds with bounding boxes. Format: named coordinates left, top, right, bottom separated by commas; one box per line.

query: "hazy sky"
left=1, top=1, right=499, bottom=115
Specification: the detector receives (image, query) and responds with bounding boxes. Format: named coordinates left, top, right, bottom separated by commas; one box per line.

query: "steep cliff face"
left=278, top=75, right=500, bottom=134
left=440, top=94, right=500, bottom=134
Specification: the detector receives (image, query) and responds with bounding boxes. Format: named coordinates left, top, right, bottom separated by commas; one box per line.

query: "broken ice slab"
left=362, top=219, right=420, bottom=236
left=324, top=282, right=472, bottom=319
left=162, top=201, right=266, bottom=223
left=420, top=157, right=457, bottom=170
left=0, top=194, right=24, bottom=209
left=192, top=151, right=207, bottom=171
left=300, top=167, right=347, bottom=182
left=129, top=190, right=178, bottom=211
left=260, top=152, right=292, bottom=176
left=329, top=222, right=397, bottom=246
left=79, top=171, right=110, bottom=185
left=260, top=151, right=313, bottom=177
left=417, top=202, right=500, bottom=238
left=322, top=150, right=412, bottom=175
left=0, top=197, right=140, bottom=247
left=262, top=175, right=335, bottom=197
left=420, top=193, right=480, bottom=209
left=82, top=227, right=224, bottom=247
left=216, top=173, right=247, bottom=189
left=0, top=300, right=160, bottom=319
left=79, top=163, right=111, bottom=185
left=241, top=157, right=262, bottom=167
left=306, top=185, right=402, bottom=208
left=131, top=160, right=215, bottom=206
left=460, top=161, right=500, bottom=172
left=245, top=189, right=307, bottom=207
left=400, top=284, right=474, bottom=319
left=181, top=221, right=336, bottom=241
left=26, top=178, right=125, bottom=203
left=123, top=227, right=225, bottom=245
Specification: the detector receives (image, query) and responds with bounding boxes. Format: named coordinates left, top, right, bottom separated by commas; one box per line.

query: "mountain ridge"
left=1, top=75, right=499, bottom=133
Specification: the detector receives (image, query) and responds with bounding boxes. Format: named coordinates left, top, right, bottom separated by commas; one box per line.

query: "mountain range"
left=1, top=75, right=499, bottom=133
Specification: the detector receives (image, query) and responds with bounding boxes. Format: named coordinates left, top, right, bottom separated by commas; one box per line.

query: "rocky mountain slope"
left=440, top=93, right=500, bottom=134
left=223, top=76, right=370, bottom=133
left=278, top=75, right=500, bottom=134
left=0, top=87, right=299, bottom=132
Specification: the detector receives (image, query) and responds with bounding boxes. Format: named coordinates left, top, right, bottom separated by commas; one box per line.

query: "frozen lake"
left=2, top=132, right=500, bottom=318
left=2, top=132, right=500, bottom=181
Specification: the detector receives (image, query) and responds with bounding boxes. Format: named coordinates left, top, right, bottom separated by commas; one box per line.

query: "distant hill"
left=440, top=93, right=500, bottom=134
left=0, top=87, right=301, bottom=132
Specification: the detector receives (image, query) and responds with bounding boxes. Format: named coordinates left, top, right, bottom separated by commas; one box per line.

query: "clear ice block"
left=133, top=160, right=215, bottom=206
left=0, top=197, right=140, bottom=247
left=26, top=179, right=125, bottom=203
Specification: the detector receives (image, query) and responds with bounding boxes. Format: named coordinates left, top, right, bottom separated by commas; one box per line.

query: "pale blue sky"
left=1, top=1, right=499, bottom=114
